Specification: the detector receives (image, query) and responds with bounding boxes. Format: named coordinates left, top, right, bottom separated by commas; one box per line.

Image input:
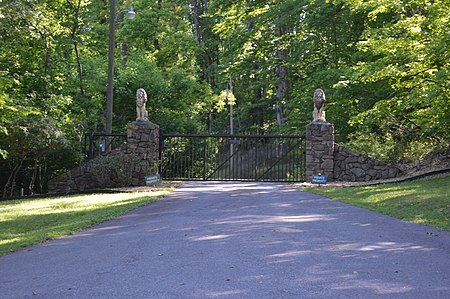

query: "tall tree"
left=339, top=0, right=450, bottom=161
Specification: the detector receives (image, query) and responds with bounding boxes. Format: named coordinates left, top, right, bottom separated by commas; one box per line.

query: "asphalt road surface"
left=1, top=181, right=449, bottom=298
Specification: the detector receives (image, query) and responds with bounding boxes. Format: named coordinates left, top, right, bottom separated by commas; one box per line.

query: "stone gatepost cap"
left=131, top=120, right=154, bottom=125
left=308, top=120, right=332, bottom=125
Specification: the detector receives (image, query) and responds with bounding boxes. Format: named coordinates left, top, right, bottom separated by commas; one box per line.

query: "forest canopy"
left=0, top=0, right=449, bottom=196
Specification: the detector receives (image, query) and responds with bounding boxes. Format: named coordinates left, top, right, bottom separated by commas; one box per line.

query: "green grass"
left=304, top=176, right=450, bottom=232
left=0, top=185, right=176, bottom=255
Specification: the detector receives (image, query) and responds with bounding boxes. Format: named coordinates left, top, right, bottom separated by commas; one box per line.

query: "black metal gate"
left=160, top=134, right=306, bottom=182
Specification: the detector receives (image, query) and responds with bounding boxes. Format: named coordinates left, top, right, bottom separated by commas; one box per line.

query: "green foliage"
left=339, top=0, right=450, bottom=161
left=0, top=114, right=78, bottom=197
left=0, top=0, right=448, bottom=195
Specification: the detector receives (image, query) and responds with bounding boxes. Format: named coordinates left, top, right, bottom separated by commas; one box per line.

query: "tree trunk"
left=39, top=162, right=46, bottom=194
left=275, top=24, right=289, bottom=128
left=67, top=0, right=88, bottom=119
left=252, top=62, right=264, bottom=133
left=29, top=159, right=38, bottom=195
left=121, top=42, right=127, bottom=69
left=153, top=0, right=162, bottom=51
left=3, top=159, right=24, bottom=198
left=190, top=0, right=202, bottom=45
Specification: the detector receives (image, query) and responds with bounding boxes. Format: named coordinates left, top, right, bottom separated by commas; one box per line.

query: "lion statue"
left=312, top=88, right=326, bottom=122
left=136, top=88, right=148, bottom=121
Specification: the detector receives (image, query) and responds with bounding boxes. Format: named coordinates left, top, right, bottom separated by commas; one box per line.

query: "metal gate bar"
left=160, top=134, right=306, bottom=182
left=256, top=138, right=305, bottom=181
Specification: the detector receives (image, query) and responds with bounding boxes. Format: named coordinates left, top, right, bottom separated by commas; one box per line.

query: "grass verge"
left=0, top=184, right=177, bottom=255
left=303, top=176, right=450, bottom=232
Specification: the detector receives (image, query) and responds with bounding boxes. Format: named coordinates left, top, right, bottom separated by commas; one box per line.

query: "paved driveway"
left=1, top=182, right=449, bottom=298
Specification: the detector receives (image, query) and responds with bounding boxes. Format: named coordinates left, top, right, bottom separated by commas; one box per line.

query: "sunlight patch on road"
left=192, top=234, right=232, bottom=241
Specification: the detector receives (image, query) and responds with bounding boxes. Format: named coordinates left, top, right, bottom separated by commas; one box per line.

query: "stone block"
left=321, top=159, right=334, bottom=170
left=367, top=169, right=378, bottom=177
left=350, top=167, right=365, bottom=178
left=389, top=168, right=399, bottom=177
left=345, top=156, right=359, bottom=163
left=334, top=153, right=345, bottom=161
left=71, top=166, right=84, bottom=178
left=344, top=174, right=354, bottom=181
left=149, top=132, right=158, bottom=141
left=127, top=129, right=133, bottom=138
left=314, top=144, right=325, bottom=151
left=334, top=165, right=341, bottom=175
left=320, top=123, right=332, bottom=131
left=312, top=151, right=324, bottom=159
left=306, top=162, right=319, bottom=169
left=139, top=141, right=153, bottom=148
left=343, top=148, right=359, bottom=157
left=137, top=147, right=147, bottom=153
left=127, top=143, right=138, bottom=151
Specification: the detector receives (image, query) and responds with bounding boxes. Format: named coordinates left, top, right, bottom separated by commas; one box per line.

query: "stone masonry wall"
left=124, top=121, right=160, bottom=185
left=47, top=165, right=98, bottom=193
left=305, top=121, right=403, bottom=182
left=306, top=121, right=334, bottom=180
left=333, top=143, right=402, bottom=181
left=48, top=121, right=160, bottom=193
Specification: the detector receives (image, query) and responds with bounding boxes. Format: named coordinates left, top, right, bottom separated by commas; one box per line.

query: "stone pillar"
left=306, top=121, right=334, bottom=181
left=125, top=121, right=160, bottom=186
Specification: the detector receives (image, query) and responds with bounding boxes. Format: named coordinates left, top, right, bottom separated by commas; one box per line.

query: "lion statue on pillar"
left=136, top=88, right=148, bottom=121
left=312, top=88, right=326, bottom=122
